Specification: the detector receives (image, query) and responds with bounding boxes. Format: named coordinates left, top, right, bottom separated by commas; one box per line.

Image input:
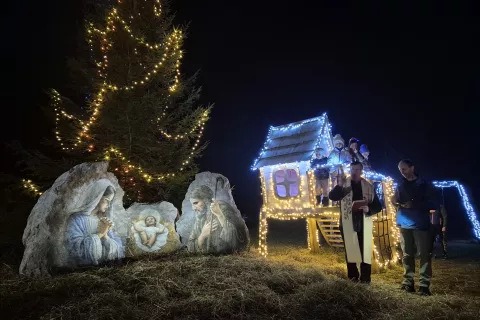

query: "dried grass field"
left=1, top=220, right=480, bottom=320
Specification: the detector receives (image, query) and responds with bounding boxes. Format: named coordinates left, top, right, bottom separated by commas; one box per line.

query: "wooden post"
left=307, top=218, right=320, bottom=253
left=258, top=208, right=268, bottom=257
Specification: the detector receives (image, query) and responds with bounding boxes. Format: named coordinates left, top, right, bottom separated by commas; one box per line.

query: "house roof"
left=252, top=113, right=333, bottom=169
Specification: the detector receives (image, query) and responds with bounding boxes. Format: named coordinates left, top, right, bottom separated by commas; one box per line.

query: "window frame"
left=272, top=168, right=301, bottom=199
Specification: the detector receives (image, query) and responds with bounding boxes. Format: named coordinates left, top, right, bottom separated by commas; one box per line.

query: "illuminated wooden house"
left=251, top=113, right=400, bottom=267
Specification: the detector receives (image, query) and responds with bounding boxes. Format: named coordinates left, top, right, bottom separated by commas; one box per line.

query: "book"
left=352, top=200, right=368, bottom=212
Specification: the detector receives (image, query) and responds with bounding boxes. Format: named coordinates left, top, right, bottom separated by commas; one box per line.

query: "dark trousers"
left=432, top=225, right=447, bottom=255
left=340, top=220, right=371, bottom=283
left=400, top=228, right=433, bottom=288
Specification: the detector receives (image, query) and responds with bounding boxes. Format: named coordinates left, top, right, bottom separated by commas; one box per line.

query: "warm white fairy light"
left=384, top=180, right=400, bottom=263
left=253, top=115, right=406, bottom=267
left=44, top=1, right=206, bottom=183
left=21, top=2, right=209, bottom=200
left=63, top=1, right=186, bottom=148
left=103, top=111, right=207, bottom=182
left=307, top=170, right=317, bottom=207
left=153, top=0, right=162, bottom=17
left=306, top=220, right=311, bottom=251
left=22, top=179, right=43, bottom=197
left=258, top=206, right=268, bottom=257
left=159, top=114, right=207, bottom=140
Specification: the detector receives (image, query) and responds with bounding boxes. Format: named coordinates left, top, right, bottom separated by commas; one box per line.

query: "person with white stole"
left=329, top=161, right=382, bottom=283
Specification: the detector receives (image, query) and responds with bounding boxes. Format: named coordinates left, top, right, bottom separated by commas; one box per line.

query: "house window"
left=274, top=169, right=300, bottom=198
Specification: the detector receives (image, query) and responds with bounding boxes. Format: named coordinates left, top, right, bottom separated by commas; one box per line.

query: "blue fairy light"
left=433, top=180, right=480, bottom=239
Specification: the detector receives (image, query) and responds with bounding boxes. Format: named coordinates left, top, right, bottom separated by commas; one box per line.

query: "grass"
left=1, top=242, right=480, bottom=320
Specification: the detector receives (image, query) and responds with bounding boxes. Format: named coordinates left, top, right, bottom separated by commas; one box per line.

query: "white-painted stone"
left=176, top=172, right=249, bottom=253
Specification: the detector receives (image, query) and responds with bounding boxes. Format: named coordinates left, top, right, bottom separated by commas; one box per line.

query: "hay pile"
left=1, top=246, right=479, bottom=319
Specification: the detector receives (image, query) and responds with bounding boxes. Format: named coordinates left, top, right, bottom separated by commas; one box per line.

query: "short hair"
left=190, top=185, right=214, bottom=202
left=399, top=159, right=414, bottom=167
left=351, top=161, right=363, bottom=169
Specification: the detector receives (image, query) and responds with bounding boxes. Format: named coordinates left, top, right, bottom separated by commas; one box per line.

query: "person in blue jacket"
left=394, top=159, right=437, bottom=296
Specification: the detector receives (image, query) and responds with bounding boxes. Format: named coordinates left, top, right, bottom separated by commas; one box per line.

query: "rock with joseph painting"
left=19, top=161, right=130, bottom=277
left=125, top=202, right=182, bottom=256
left=176, top=172, right=249, bottom=254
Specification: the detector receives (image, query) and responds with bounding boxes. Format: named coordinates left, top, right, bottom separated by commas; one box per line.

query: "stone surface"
left=20, top=161, right=128, bottom=277
left=125, top=202, right=182, bottom=255
left=176, top=172, right=249, bottom=253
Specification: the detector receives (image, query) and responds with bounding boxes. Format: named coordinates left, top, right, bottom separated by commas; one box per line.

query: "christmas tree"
left=16, top=0, right=211, bottom=204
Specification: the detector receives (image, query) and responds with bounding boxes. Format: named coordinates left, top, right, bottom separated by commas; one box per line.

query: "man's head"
left=349, top=137, right=360, bottom=151
left=96, top=186, right=115, bottom=214
left=315, top=148, right=325, bottom=158
left=398, top=159, right=416, bottom=180
left=190, top=185, right=214, bottom=216
left=145, top=216, right=157, bottom=227
left=350, top=161, right=363, bottom=181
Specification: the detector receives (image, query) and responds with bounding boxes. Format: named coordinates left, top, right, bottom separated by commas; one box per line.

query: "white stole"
left=340, top=178, right=374, bottom=264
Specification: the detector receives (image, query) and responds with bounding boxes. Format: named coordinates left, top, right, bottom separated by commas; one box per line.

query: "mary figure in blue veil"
left=65, top=179, right=124, bottom=266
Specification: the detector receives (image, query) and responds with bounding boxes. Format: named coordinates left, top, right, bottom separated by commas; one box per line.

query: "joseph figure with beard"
left=187, top=185, right=249, bottom=253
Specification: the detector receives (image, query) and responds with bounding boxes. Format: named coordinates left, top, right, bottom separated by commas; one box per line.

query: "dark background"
left=2, top=0, right=479, bottom=240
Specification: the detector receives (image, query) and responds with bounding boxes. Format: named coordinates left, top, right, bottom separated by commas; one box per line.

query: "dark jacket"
left=394, top=177, right=437, bottom=230
left=329, top=180, right=383, bottom=232
left=311, top=157, right=329, bottom=180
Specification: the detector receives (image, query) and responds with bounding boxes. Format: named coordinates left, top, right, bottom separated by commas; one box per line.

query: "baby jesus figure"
left=133, top=216, right=166, bottom=248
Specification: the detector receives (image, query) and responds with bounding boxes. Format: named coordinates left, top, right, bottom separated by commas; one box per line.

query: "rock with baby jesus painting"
left=20, top=161, right=130, bottom=277
left=125, top=202, right=182, bottom=256
left=176, top=172, right=250, bottom=254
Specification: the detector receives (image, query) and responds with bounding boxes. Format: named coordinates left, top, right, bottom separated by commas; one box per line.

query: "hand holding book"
left=352, top=200, right=368, bottom=213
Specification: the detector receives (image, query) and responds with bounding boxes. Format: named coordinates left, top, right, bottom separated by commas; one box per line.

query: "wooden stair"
left=316, top=218, right=344, bottom=248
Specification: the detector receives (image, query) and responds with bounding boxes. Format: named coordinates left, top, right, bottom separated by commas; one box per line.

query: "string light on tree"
left=22, top=179, right=43, bottom=197
left=74, top=4, right=185, bottom=148
left=21, top=0, right=212, bottom=203
left=52, top=1, right=205, bottom=172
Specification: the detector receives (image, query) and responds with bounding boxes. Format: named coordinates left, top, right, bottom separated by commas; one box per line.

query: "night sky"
left=2, top=1, right=479, bottom=236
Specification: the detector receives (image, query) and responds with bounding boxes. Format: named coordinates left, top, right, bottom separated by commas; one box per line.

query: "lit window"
left=274, top=169, right=299, bottom=198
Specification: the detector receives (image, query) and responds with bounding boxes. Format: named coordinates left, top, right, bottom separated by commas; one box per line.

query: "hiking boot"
left=419, top=287, right=432, bottom=296
left=349, top=277, right=359, bottom=283
left=316, top=196, right=321, bottom=206
left=401, top=284, right=415, bottom=293
left=442, top=253, right=448, bottom=260
left=360, top=280, right=371, bottom=285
